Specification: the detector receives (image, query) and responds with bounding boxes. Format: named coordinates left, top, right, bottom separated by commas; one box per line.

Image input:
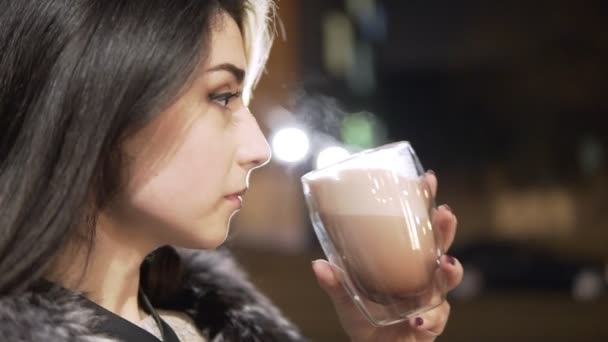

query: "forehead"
left=206, top=13, right=246, bottom=69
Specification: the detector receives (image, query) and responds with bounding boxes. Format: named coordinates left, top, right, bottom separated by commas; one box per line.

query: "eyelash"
left=208, top=91, right=242, bottom=107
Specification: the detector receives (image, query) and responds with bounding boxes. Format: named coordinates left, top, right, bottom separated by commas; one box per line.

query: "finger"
left=424, top=171, right=438, bottom=198
left=312, top=259, right=377, bottom=339
left=432, top=205, right=458, bottom=252
left=409, top=300, right=451, bottom=339
left=440, top=254, right=464, bottom=291
left=312, top=259, right=349, bottom=302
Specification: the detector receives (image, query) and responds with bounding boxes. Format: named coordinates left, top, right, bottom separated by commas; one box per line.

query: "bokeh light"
left=341, top=112, right=375, bottom=148
left=316, top=146, right=351, bottom=169
left=271, top=127, right=310, bottom=163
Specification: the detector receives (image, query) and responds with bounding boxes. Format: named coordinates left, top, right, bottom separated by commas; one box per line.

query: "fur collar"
left=0, top=247, right=306, bottom=341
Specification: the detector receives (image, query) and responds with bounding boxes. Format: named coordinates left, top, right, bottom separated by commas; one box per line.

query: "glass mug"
left=301, top=141, right=446, bottom=326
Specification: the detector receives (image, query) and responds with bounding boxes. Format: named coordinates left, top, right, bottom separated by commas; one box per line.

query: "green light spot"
left=341, top=112, right=375, bottom=148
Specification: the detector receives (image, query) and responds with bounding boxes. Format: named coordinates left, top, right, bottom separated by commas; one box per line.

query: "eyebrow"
left=205, top=63, right=246, bottom=84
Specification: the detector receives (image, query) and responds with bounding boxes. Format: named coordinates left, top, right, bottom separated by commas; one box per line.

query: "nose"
left=237, top=107, right=272, bottom=171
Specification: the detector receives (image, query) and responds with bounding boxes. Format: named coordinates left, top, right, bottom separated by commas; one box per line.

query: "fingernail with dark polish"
left=447, top=255, right=456, bottom=266
left=415, top=317, right=424, bottom=327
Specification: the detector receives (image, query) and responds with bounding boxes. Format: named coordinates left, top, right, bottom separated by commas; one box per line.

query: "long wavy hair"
left=0, top=0, right=275, bottom=295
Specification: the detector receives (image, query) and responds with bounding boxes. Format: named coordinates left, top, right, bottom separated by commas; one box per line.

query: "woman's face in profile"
left=106, top=13, right=271, bottom=250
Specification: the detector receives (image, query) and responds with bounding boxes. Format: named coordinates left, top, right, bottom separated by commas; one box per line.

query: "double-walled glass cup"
left=301, top=142, right=446, bottom=326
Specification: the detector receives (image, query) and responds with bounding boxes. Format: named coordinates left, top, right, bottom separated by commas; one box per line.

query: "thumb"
left=312, top=259, right=372, bottom=337
left=311, top=259, right=350, bottom=304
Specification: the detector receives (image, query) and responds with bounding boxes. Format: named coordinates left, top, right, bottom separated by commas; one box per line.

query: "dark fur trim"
left=170, top=248, right=305, bottom=342
left=0, top=248, right=306, bottom=341
left=0, top=287, right=116, bottom=342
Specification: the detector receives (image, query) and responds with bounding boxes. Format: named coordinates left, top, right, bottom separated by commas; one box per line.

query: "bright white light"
left=271, top=127, right=310, bottom=163
left=316, top=146, right=351, bottom=169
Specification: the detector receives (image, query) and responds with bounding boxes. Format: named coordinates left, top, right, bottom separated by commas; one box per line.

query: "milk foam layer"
left=307, top=168, right=431, bottom=217
left=327, top=146, right=418, bottom=178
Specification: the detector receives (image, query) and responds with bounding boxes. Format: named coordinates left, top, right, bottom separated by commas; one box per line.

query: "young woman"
left=0, top=0, right=463, bottom=341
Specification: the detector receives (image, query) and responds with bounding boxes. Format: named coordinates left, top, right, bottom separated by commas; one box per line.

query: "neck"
left=48, top=212, right=158, bottom=324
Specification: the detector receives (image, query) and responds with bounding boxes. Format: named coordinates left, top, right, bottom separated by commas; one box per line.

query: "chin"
left=171, top=219, right=231, bottom=250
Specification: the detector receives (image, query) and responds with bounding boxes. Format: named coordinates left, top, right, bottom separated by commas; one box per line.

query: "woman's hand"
left=312, top=172, right=463, bottom=342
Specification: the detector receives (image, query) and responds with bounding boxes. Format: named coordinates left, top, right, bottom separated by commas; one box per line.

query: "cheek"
left=122, top=119, right=234, bottom=245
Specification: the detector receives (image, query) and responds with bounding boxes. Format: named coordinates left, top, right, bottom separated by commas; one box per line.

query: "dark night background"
left=300, top=0, right=607, bottom=177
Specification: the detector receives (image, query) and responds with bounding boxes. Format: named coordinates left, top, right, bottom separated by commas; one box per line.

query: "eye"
left=208, top=91, right=242, bottom=107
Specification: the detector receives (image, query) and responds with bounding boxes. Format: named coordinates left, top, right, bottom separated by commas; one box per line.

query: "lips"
left=225, top=189, right=247, bottom=209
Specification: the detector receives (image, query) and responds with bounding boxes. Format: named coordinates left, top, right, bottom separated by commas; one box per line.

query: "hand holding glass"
left=301, top=142, right=446, bottom=326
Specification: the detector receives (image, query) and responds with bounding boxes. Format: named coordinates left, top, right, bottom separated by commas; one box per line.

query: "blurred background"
left=227, top=0, right=608, bottom=340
